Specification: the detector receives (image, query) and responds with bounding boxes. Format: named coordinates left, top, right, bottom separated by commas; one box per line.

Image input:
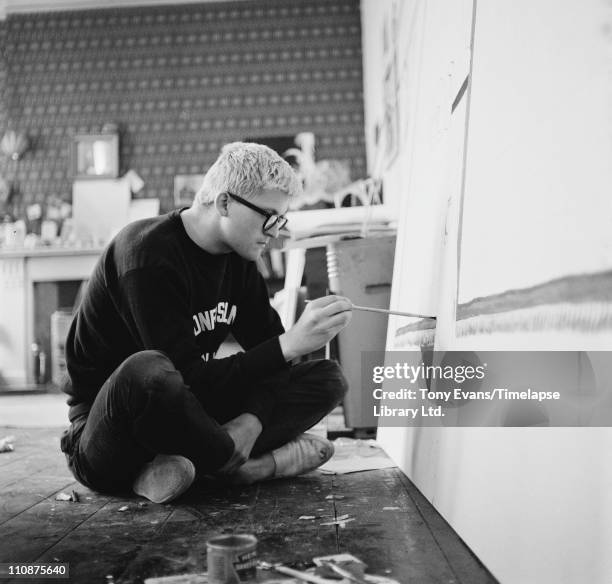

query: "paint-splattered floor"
left=0, top=427, right=498, bottom=584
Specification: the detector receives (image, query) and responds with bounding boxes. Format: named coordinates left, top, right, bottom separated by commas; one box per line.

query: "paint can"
left=206, top=534, right=258, bottom=583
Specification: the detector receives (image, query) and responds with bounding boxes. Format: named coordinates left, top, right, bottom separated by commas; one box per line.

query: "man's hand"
left=218, top=413, right=262, bottom=474
left=279, top=295, right=353, bottom=361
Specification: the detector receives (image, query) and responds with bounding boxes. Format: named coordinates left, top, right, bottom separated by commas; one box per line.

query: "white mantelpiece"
left=0, top=247, right=101, bottom=387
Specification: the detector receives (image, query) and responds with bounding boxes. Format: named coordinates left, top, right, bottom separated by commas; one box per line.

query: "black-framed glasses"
left=226, top=192, right=288, bottom=235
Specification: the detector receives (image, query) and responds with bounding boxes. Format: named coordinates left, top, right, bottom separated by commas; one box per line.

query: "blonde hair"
left=195, top=142, right=302, bottom=205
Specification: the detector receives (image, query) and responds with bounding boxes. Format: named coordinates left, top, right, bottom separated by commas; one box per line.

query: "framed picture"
left=174, top=174, right=205, bottom=208
left=71, top=133, right=119, bottom=179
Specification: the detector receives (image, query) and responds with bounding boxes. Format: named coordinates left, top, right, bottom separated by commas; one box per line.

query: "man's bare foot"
left=218, top=413, right=263, bottom=474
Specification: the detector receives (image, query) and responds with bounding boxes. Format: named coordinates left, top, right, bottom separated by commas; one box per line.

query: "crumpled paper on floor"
left=318, top=438, right=397, bottom=474
left=0, top=435, right=15, bottom=453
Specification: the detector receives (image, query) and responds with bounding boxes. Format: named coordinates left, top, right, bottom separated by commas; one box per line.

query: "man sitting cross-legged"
left=60, top=142, right=352, bottom=503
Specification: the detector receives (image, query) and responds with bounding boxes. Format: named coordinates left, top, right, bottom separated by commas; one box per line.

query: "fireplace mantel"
left=0, top=246, right=103, bottom=388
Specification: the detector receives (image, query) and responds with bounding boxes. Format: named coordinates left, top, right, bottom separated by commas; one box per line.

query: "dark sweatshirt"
left=63, top=209, right=287, bottom=422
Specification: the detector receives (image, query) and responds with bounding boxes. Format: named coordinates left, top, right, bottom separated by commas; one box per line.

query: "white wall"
left=365, top=1, right=612, bottom=583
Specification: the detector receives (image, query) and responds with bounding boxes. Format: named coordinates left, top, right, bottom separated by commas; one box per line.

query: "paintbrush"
left=305, top=299, right=435, bottom=320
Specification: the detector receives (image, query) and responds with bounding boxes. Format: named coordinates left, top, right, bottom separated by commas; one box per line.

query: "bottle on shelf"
left=31, top=341, right=47, bottom=385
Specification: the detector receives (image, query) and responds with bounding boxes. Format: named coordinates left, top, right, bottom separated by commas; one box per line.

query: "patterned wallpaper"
left=0, top=0, right=365, bottom=214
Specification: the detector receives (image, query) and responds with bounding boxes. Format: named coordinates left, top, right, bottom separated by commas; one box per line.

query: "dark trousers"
left=61, top=350, right=347, bottom=493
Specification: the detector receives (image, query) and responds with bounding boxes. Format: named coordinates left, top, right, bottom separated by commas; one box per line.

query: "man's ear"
left=214, top=192, right=230, bottom=217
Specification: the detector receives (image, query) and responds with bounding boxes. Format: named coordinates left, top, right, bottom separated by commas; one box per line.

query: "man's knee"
left=117, top=349, right=172, bottom=380
left=115, top=350, right=185, bottom=401
left=308, top=359, right=349, bottom=405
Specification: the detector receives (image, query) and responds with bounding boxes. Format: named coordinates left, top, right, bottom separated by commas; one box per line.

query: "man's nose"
left=266, top=223, right=282, bottom=238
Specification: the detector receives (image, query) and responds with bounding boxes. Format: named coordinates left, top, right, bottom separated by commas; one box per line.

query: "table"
left=279, top=233, right=397, bottom=432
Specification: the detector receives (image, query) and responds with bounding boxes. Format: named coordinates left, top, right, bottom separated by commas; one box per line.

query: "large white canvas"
left=458, top=0, right=612, bottom=303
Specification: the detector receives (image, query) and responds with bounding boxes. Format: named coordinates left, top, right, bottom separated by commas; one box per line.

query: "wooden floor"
left=0, top=427, right=498, bottom=584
